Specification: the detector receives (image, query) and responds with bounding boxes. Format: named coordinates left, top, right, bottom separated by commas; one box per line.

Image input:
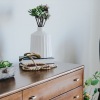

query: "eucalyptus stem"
left=40, top=17, right=42, bottom=26
left=41, top=17, right=43, bottom=27
left=28, top=5, right=50, bottom=27
left=35, top=17, right=39, bottom=26
left=35, top=17, right=45, bottom=27
left=43, top=19, right=46, bottom=27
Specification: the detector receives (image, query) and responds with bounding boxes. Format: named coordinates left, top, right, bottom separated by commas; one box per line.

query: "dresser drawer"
left=23, top=69, right=83, bottom=100
left=0, top=92, right=22, bottom=100
left=51, top=86, right=83, bottom=100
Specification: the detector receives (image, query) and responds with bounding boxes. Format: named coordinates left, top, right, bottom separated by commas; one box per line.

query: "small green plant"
left=84, top=71, right=100, bottom=100
left=28, top=4, right=50, bottom=27
left=0, top=61, right=12, bottom=68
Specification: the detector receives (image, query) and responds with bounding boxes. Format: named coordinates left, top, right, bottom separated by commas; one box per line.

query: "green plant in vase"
left=84, top=71, right=100, bottom=100
left=28, top=4, right=50, bottom=27
left=28, top=4, right=52, bottom=58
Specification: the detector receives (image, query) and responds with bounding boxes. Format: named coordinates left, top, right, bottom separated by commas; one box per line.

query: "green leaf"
left=0, top=63, right=4, bottom=68
left=8, top=63, right=12, bottom=67
left=91, top=79, right=99, bottom=85
left=95, top=71, right=99, bottom=75
left=2, top=61, right=10, bottom=67
left=83, top=91, right=87, bottom=95
left=84, top=97, right=90, bottom=100
left=85, top=78, right=92, bottom=86
left=0, top=61, right=12, bottom=68
left=28, top=5, right=50, bottom=20
left=94, top=88, right=98, bottom=94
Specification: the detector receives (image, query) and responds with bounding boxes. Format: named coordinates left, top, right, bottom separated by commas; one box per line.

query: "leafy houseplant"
left=84, top=71, right=100, bottom=100
left=0, top=61, right=12, bottom=68
left=28, top=4, right=50, bottom=27
left=0, top=61, right=14, bottom=80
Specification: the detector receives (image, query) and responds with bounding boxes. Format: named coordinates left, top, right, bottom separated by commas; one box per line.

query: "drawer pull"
left=73, top=95, right=79, bottom=99
left=73, top=78, right=80, bottom=82
left=29, top=96, right=37, bottom=100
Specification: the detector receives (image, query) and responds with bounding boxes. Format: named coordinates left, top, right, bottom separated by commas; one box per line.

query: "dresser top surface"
left=0, top=62, right=84, bottom=97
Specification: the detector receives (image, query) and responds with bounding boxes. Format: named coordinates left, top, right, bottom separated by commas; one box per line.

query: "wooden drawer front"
left=23, top=69, right=83, bottom=100
left=0, top=92, right=22, bottom=100
left=51, top=86, right=83, bottom=100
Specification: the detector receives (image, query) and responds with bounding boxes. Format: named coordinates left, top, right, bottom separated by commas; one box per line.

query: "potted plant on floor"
left=84, top=71, right=100, bottom=100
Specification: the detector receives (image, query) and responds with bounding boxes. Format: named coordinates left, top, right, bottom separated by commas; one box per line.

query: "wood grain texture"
left=0, top=62, right=84, bottom=98
left=0, top=92, right=22, bottom=100
left=51, top=86, right=83, bottom=100
left=23, top=69, right=83, bottom=100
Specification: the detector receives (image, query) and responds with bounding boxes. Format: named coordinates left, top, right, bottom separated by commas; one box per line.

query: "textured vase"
left=30, top=27, right=52, bottom=58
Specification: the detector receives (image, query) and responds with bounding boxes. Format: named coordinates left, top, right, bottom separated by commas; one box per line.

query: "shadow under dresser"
left=0, top=62, right=84, bottom=100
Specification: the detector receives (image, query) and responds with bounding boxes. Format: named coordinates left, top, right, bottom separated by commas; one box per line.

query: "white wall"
left=0, top=0, right=99, bottom=77
left=88, top=0, right=100, bottom=75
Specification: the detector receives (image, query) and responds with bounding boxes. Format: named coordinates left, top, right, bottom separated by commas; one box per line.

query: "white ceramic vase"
left=30, top=27, right=52, bottom=58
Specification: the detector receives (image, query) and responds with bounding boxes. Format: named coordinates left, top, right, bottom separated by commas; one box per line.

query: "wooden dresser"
left=0, top=62, right=84, bottom=100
